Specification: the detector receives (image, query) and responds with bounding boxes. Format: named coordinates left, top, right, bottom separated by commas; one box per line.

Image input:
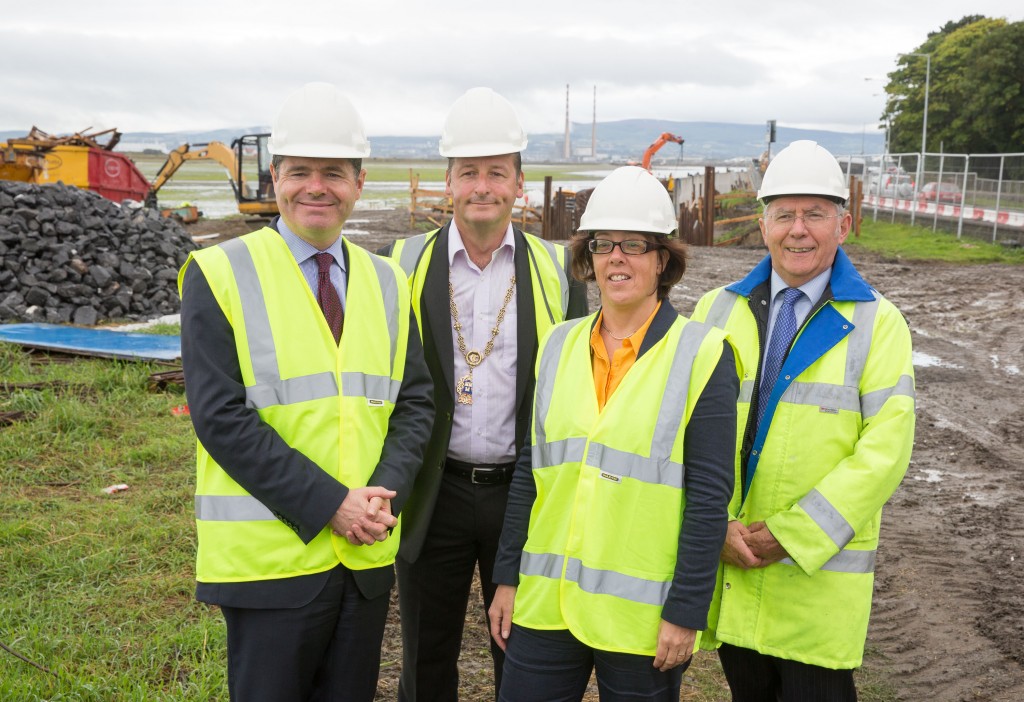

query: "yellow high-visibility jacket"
left=692, top=249, right=915, bottom=669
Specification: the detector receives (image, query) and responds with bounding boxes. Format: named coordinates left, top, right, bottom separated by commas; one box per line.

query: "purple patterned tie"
left=314, top=252, right=343, bottom=344
left=757, top=287, right=803, bottom=429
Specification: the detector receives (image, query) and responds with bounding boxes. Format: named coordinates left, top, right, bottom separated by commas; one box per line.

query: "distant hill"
left=1, top=120, right=885, bottom=163
left=548, top=119, right=885, bottom=162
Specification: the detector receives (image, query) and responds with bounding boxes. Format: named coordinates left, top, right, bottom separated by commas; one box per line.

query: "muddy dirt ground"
left=188, top=212, right=1024, bottom=701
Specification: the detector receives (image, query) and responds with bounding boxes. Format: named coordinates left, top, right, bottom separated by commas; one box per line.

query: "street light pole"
left=899, top=52, right=931, bottom=224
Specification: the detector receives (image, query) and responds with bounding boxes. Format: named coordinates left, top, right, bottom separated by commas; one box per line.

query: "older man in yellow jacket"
left=691, top=140, right=915, bottom=701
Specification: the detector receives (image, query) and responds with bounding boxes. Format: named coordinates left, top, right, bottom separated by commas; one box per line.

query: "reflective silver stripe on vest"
left=532, top=321, right=578, bottom=452
left=861, top=374, right=915, bottom=419
left=799, top=488, right=855, bottom=549
left=582, top=322, right=713, bottom=486
left=367, top=253, right=400, bottom=379
left=533, top=320, right=713, bottom=485
left=773, top=297, right=883, bottom=416
left=398, top=233, right=430, bottom=277
left=535, top=437, right=587, bottom=468
left=222, top=237, right=399, bottom=410
left=845, top=295, right=880, bottom=387
left=586, top=442, right=683, bottom=487
left=520, top=551, right=565, bottom=579
left=342, top=372, right=401, bottom=404
left=739, top=380, right=754, bottom=404
left=782, top=381, right=860, bottom=413
left=704, top=289, right=739, bottom=330
left=566, top=557, right=670, bottom=606
left=222, top=238, right=286, bottom=391
left=533, top=237, right=569, bottom=316
left=195, top=494, right=275, bottom=521
left=654, top=322, right=711, bottom=449
left=246, top=371, right=339, bottom=409
left=779, top=548, right=876, bottom=574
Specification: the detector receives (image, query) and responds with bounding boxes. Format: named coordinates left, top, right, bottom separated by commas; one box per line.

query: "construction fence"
left=835, top=151, right=1024, bottom=246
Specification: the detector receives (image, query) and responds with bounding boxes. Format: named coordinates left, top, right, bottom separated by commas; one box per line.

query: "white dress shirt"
left=446, top=222, right=518, bottom=464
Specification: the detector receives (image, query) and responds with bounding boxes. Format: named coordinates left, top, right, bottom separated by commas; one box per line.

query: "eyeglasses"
left=587, top=238, right=659, bottom=255
left=765, top=211, right=841, bottom=230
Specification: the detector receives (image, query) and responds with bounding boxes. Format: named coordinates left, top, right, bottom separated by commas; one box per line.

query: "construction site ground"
left=187, top=211, right=1024, bottom=701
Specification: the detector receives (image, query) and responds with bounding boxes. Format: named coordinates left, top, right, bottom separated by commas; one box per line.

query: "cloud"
left=2, top=0, right=1021, bottom=137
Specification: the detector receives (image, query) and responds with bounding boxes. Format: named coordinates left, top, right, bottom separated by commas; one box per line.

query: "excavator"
left=641, top=132, right=685, bottom=171
left=145, top=133, right=278, bottom=219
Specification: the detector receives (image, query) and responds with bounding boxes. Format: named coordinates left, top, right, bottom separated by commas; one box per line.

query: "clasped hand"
left=720, top=520, right=789, bottom=568
left=330, top=487, right=398, bottom=546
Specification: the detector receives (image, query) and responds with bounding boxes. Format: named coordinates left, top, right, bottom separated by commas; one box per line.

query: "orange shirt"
left=590, top=301, right=662, bottom=411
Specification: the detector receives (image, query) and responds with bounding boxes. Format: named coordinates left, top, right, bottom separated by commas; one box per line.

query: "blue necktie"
left=757, top=287, right=803, bottom=428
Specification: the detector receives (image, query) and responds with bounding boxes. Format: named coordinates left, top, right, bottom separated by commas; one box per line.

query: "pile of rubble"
left=0, top=181, right=197, bottom=324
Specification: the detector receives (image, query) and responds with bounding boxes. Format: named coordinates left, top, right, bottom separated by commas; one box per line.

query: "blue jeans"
left=499, top=624, right=686, bottom=702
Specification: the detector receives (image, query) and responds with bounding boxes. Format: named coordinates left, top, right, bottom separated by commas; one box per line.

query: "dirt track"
left=188, top=212, right=1024, bottom=701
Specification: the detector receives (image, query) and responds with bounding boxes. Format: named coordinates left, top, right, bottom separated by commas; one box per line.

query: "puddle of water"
left=913, top=351, right=961, bottom=369
left=990, top=354, right=1021, bottom=375
left=912, top=468, right=943, bottom=483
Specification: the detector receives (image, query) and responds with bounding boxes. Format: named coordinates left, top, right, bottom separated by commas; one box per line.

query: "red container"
left=87, top=149, right=150, bottom=203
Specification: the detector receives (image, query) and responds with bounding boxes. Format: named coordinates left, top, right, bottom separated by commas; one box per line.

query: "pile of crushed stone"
left=0, top=181, right=197, bottom=325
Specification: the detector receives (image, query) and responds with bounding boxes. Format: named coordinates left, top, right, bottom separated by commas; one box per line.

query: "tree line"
left=883, top=15, right=1023, bottom=155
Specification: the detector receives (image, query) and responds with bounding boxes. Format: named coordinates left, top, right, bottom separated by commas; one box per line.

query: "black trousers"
left=220, top=564, right=390, bottom=702
left=718, top=643, right=857, bottom=702
left=501, top=625, right=686, bottom=702
left=396, top=472, right=510, bottom=702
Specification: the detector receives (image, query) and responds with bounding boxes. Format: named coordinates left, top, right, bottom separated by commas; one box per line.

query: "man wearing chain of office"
left=380, top=87, right=588, bottom=701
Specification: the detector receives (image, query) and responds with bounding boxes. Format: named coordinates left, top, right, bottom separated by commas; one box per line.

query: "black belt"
left=444, top=458, right=516, bottom=485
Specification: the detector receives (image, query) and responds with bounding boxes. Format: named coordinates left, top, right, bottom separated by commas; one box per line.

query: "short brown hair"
left=569, top=232, right=688, bottom=301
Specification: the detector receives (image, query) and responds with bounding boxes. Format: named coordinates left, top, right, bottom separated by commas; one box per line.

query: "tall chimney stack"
left=563, top=84, right=571, bottom=161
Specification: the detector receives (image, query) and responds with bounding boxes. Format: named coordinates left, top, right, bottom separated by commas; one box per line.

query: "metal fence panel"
left=838, top=151, right=1024, bottom=245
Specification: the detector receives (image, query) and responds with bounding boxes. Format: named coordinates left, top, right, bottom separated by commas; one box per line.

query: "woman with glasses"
left=488, top=166, right=739, bottom=701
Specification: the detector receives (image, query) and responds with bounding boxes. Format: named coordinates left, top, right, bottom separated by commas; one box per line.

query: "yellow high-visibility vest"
left=513, top=313, right=729, bottom=655
left=178, top=227, right=410, bottom=583
left=389, top=228, right=571, bottom=339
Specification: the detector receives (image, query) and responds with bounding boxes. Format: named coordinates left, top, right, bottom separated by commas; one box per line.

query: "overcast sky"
left=4, top=1, right=1020, bottom=139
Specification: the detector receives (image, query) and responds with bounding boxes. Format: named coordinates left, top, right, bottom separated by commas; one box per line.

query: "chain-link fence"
left=834, top=151, right=1024, bottom=246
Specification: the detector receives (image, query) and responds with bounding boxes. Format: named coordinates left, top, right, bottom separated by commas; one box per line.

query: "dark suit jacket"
left=378, top=222, right=588, bottom=562
left=181, top=226, right=434, bottom=607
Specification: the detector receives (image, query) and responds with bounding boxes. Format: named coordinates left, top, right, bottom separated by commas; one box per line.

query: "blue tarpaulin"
left=0, top=324, right=181, bottom=361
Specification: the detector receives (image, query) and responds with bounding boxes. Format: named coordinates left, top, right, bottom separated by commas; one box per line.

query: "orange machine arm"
left=641, top=132, right=685, bottom=171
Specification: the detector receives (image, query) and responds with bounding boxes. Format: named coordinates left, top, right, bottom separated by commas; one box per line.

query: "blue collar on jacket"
left=726, top=247, right=875, bottom=302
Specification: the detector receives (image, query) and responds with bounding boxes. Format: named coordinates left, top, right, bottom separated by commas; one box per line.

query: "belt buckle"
left=470, top=466, right=488, bottom=485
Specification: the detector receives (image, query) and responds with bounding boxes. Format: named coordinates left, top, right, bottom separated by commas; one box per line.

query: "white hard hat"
left=757, top=140, right=849, bottom=205
left=578, top=166, right=677, bottom=236
left=268, top=82, right=371, bottom=158
left=439, top=87, right=528, bottom=158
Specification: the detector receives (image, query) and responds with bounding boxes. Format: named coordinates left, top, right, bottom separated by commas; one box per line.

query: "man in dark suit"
left=379, top=87, right=588, bottom=702
left=179, top=82, right=433, bottom=702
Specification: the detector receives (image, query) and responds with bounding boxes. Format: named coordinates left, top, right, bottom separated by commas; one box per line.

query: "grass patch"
left=0, top=342, right=224, bottom=701
left=137, top=323, right=181, bottom=336
left=850, top=219, right=1024, bottom=264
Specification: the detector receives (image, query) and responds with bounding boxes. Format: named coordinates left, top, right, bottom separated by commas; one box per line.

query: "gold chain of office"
left=449, top=273, right=516, bottom=405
